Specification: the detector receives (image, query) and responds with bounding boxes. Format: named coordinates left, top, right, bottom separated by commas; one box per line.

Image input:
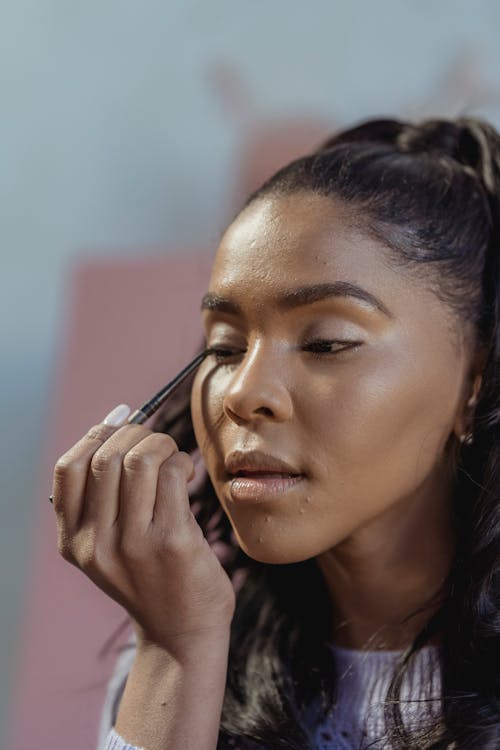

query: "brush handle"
left=126, top=348, right=211, bottom=425
left=48, top=348, right=212, bottom=502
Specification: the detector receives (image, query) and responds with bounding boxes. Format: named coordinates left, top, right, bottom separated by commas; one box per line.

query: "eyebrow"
left=200, top=281, right=394, bottom=319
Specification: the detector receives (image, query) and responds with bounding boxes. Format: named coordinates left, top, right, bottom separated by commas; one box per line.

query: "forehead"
left=204, top=192, right=467, bottom=354
left=209, top=192, right=400, bottom=301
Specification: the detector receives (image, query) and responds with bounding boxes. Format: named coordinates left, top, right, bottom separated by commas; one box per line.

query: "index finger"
left=51, top=404, right=132, bottom=508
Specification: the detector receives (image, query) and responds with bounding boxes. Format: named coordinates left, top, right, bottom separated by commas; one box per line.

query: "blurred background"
left=2, top=1, right=500, bottom=747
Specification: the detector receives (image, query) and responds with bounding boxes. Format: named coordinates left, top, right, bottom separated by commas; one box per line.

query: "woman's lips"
left=228, top=472, right=306, bottom=503
left=223, top=450, right=307, bottom=503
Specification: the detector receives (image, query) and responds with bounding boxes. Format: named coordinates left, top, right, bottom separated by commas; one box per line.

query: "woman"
left=51, top=116, right=500, bottom=749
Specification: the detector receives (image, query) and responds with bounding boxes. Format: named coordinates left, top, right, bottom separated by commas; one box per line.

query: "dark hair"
left=104, top=117, right=500, bottom=749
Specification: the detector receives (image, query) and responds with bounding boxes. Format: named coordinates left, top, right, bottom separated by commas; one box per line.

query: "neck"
left=315, top=462, right=456, bottom=651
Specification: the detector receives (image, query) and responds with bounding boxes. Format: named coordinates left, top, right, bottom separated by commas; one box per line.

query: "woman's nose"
left=222, top=345, right=293, bottom=424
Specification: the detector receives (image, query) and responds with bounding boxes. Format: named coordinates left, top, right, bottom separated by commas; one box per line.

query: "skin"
left=190, top=191, right=486, bottom=650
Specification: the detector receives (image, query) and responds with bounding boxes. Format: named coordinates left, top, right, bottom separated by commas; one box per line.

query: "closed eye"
left=210, top=347, right=245, bottom=363
left=209, top=340, right=361, bottom=363
left=302, top=339, right=361, bottom=356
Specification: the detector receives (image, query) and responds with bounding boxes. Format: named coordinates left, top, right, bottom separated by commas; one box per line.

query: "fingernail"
left=103, top=404, right=132, bottom=426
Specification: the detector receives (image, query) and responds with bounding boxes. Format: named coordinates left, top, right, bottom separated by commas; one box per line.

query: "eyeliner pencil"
left=49, top=347, right=213, bottom=503
left=127, top=347, right=213, bottom=424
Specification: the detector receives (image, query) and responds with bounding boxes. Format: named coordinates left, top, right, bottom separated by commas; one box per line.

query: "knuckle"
left=123, top=450, right=155, bottom=472
left=159, top=524, right=193, bottom=555
left=54, top=455, right=85, bottom=477
left=86, top=424, right=114, bottom=442
left=61, top=528, right=108, bottom=573
left=177, top=450, right=194, bottom=465
left=54, top=456, right=71, bottom=474
left=161, top=451, right=193, bottom=476
left=90, top=450, right=122, bottom=475
left=57, top=531, right=75, bottom=562
left=77, top=537, right=102, bottom=572
left=78, top=548, right=97, bottom=572
left=169, top=528, right=192, bottom=553
left=81, top=543, right=108, bottom=572
left=117, top=535, right=145, bottom=562
left=155, top=432, right=178, bottom=452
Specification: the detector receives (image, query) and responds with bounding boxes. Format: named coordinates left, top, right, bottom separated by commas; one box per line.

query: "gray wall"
left=2, top=1, right=500, bottom=744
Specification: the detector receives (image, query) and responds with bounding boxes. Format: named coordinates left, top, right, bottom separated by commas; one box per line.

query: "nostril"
left=256, top=406, right=274, bottom=417
left=224, top=403, right=274, bottom=423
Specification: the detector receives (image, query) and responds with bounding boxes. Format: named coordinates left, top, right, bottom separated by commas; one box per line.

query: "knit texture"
left=104, top=727, right=144, bottom=750
left=313, top=642, right=442, bottom=749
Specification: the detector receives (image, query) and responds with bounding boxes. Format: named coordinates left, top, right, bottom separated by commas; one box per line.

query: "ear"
left=453, top=343, right=489, bottom=439
left=466, top=371, right=483, bottom=408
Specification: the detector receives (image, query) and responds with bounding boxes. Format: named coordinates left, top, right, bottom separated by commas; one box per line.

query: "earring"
left=459, top=430, right=474, bottom=445
left=459, top=390, right=479, bottom=446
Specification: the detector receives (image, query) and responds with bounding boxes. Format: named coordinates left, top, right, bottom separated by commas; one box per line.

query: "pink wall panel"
left=6, top=254, right=213, bottom=750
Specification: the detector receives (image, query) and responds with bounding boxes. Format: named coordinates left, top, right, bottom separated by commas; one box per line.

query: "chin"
left=234, top=531, right=320, bottom=565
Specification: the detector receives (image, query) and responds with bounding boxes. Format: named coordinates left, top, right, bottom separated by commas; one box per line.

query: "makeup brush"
left=49, top=347, right=214, bottom=503
left=127, top=347, right=213, bottom=424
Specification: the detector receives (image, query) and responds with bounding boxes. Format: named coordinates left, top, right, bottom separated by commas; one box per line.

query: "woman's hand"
left=51, top=404, right=236, bottom=658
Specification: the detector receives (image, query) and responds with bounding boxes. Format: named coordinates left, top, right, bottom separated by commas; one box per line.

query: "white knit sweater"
left=312, top=642, right=442, bottom=749
left=97, top=640, right=442, bottom=750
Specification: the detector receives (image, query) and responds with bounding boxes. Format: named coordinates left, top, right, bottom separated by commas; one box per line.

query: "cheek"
left=190, top=369, right=226, bottom=466
left=305, top=351, right=460, bottom=504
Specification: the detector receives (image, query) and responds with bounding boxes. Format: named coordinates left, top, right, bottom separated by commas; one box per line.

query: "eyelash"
left=208, top=340, right=360, bottom=363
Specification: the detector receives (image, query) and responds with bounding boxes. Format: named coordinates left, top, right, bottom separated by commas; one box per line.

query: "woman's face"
left=190, top=191, right=474, bottom=565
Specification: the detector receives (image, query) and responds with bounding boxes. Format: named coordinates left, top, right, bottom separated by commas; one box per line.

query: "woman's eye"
left=302, top=339, right=361, bottom=357
left=209, top=346, right=246, bottom=363
left=207, top=340, right=361, bottom=363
